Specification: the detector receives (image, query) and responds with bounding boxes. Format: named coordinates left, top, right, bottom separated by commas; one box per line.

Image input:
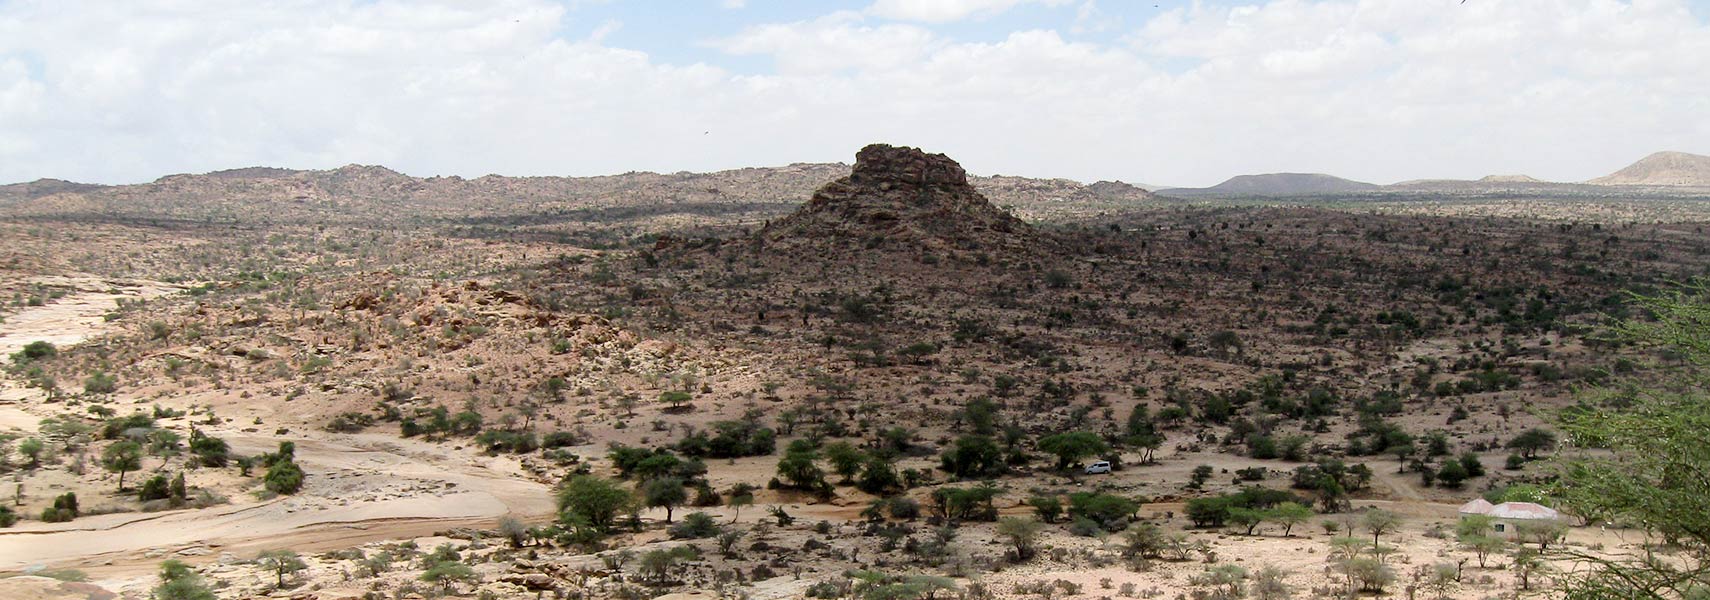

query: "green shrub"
left=541, top=431, right=582, bottom=448
left=668, top=512, right=721, bottom=539
left=264, top=459, right=305, bottom=494
left=11, top=340, right=56, bottom=363
left=1028, top=496, right=1063, bottom=523
left=939, top=435, right=1005, bottom=478
left=101, top=413, right=155, bottom=439
left=41, top=507, right=75, bottom=522
left=53, top=492, right=78, bottom=516
left=139, top=474, right=172, bottom=501
left=83, top=371, right=118, bottom=394
left=1068, top=492, right=1138, bottom=531
left=189, top=433, right=229, bottom=467
left=325, top=412, right=374, bottom=433
left=474, top=430, right=538, bottom=454
left=888, top=498, right=920, bottom=520
left=856, top=456, right=902, bottom=495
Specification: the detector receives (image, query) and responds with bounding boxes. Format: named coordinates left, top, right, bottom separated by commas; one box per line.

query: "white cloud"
left=1072, top=1, right=1119, bottom=35
left=721, top=0, right=747, bottom=9
left=865, top=0, right=1072, bottom=24
left=713, top=12, right=941, bottom=75
left=0, top=0, right=1706, bottom=186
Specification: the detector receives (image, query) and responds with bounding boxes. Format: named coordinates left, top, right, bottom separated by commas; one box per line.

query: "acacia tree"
left=659, top=390, right=692, bottom=411
left=1362, top=508, right=1400, bottom=548
left=152, top=559, right=216, bottom=600
left=102, top=441, right=143, bottom=491
left=1506, top=428, right=1557, bottom=460
left=17, top=438, right=43, bottom=468
left=642, top=477, right=687, bottom=523
left=996, top=516, right=1044, bottom=561
left=257, top=549, right=307, bottom=587
left=1268, top=502, right=1314, bottom=537
left=420, top=560, right=477, bottom=592
left=1556, top=283, right=1710, bottom=600
left=1037, top=431, right=1108, bottom=471
left=823, top=442, right=865, bottom=484
left=725, top=483, right=755, bottom=524
left=557, top=475, right=634, bottom=534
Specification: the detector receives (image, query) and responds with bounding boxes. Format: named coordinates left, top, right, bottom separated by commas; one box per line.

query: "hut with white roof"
left=1457, top=498, right=1560, bottom=536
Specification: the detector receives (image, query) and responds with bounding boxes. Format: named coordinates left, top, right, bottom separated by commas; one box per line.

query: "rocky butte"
left=753, top=143, right=1036, bottom=259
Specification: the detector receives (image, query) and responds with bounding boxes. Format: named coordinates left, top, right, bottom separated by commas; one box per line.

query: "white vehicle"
left=1084, top=461, right=1112, bottom=474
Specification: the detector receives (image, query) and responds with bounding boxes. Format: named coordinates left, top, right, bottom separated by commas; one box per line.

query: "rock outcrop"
left=755, top=144, right=1034, bottom=256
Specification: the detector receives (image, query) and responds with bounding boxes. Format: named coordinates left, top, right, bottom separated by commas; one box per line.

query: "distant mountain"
left=1164, top=173, right=1378, bottom=197
left=1589, top=151, right=1710, bottom=186
left=1479, top=174, right=1544, bottom=183
left=0, top=178, right=104, bottom=203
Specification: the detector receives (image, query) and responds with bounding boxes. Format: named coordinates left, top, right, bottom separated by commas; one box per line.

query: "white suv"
left=1084, top=461, right=1111, bottom=474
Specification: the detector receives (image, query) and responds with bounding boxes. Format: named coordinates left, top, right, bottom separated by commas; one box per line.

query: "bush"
left=856, top=456, right=902, bottom=495
left=1188, top=488, right=1303, bottom=528
left=692, top=484, right=721, bottom=507
left=1187, top=496, right=1235, bottom=528
left=53, top=492, right=79, bottom=517
left=0, top=506, right=16, bottom=527
left=474, top=430, right=538, bottom=454
left=189, top=433, right=230, bottom=467
left=1068, top=517, right=1103, bottom=536
left=325, top=412, right=374, bottom=433
left=1028, top=495, right=1064, bottom=523
left=264, top=459, right=305, bottom=494
left=933, top=485, right=1002, bottom=522
left=668, top=512, right=721, bottom=539
left=888, top=498, right=921, bottom=520
left=102, top=413, right=156, bottom=439
left=1436, top=459, right=1469, bottom=488
left=83, top=371, right=118, bottom=394
left=1459, top=452, right=1486, bottom=477
left=676, top=420, right=775, bottom=458
left=609, top=445, right=681, bottom=478
left=541, top=431, right=582, bottom=448
left=1068, top=492, right=1138, bottom=531
left=776, top=447, right=830, bottom=494
left=139, top=474, right=171, bottom=501
left=939, top=435, right=1005, bottom=478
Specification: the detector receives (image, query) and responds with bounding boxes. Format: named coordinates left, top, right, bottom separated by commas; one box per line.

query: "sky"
left=1, top=0, right=1708, bottom=187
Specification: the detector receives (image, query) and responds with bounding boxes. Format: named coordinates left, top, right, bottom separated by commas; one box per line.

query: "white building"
left=1458, top=498, right=1561, bottom=536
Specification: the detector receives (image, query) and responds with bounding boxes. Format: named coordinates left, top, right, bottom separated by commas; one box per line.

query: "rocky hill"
left=748, top=144, right=1037, bottom=258
left=1589, top=151, right=1710, bottom=186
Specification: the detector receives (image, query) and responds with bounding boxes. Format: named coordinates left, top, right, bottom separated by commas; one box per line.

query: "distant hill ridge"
left=1165, top=172, right=1378, bottom=197
left=0, top=159, right=1162, bottom=224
